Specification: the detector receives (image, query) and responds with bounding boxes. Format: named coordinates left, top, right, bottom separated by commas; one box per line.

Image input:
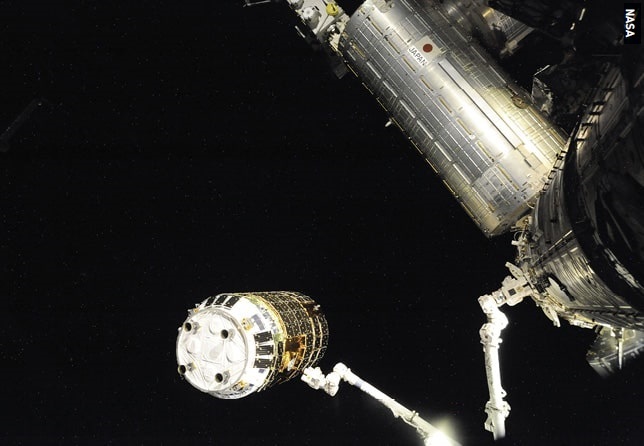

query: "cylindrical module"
left=526, top=66, right=644, bottom=329
left=339, top=0, right=567, bottom=236
left=176, top=291, right=328, bottom=399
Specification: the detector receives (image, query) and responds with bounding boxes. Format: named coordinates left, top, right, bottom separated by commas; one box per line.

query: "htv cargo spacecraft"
left=176, top=291, right=328, bottom=398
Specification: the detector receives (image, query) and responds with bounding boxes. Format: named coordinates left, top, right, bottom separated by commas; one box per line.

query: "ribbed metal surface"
left=529, top=168, right=644, bottom=329
left=526, top=65, right=644, bottom=329
left=339, top=0, right=566, bottom=236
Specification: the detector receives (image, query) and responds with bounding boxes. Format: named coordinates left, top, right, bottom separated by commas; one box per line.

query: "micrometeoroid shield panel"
left=176, top=291, right=328, bottom=399
left=340, top=0, right=567, bottom=236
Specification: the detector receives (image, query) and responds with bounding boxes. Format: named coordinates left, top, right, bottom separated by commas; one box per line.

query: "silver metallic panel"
left=340, top=0, right=566, bottom=235
left=525, top=65, right=644, bottom=330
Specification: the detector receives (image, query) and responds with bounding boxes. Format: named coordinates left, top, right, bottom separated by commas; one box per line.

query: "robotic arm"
left=302, top=362, right=461, bottom=446
left=478, top=264, right=532, bottom=439
left=479, top=293, right=511, bottom=439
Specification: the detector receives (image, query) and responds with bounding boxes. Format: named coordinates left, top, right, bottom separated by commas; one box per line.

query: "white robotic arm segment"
left=479, top=293, right=512, bottom=440
left=302, top=362, right=461, bottom=446
left=476, top=264, right=537, bottom=439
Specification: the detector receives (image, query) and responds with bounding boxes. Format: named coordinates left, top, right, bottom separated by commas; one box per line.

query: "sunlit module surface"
left=176, top=291, right=328, bottom=398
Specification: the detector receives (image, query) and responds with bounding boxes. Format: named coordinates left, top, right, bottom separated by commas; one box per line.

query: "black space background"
left=2, top=1, right=643, bottom=445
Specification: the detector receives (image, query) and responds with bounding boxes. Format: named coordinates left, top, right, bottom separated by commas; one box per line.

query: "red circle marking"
left=422, top=43, right=433, bottom=53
